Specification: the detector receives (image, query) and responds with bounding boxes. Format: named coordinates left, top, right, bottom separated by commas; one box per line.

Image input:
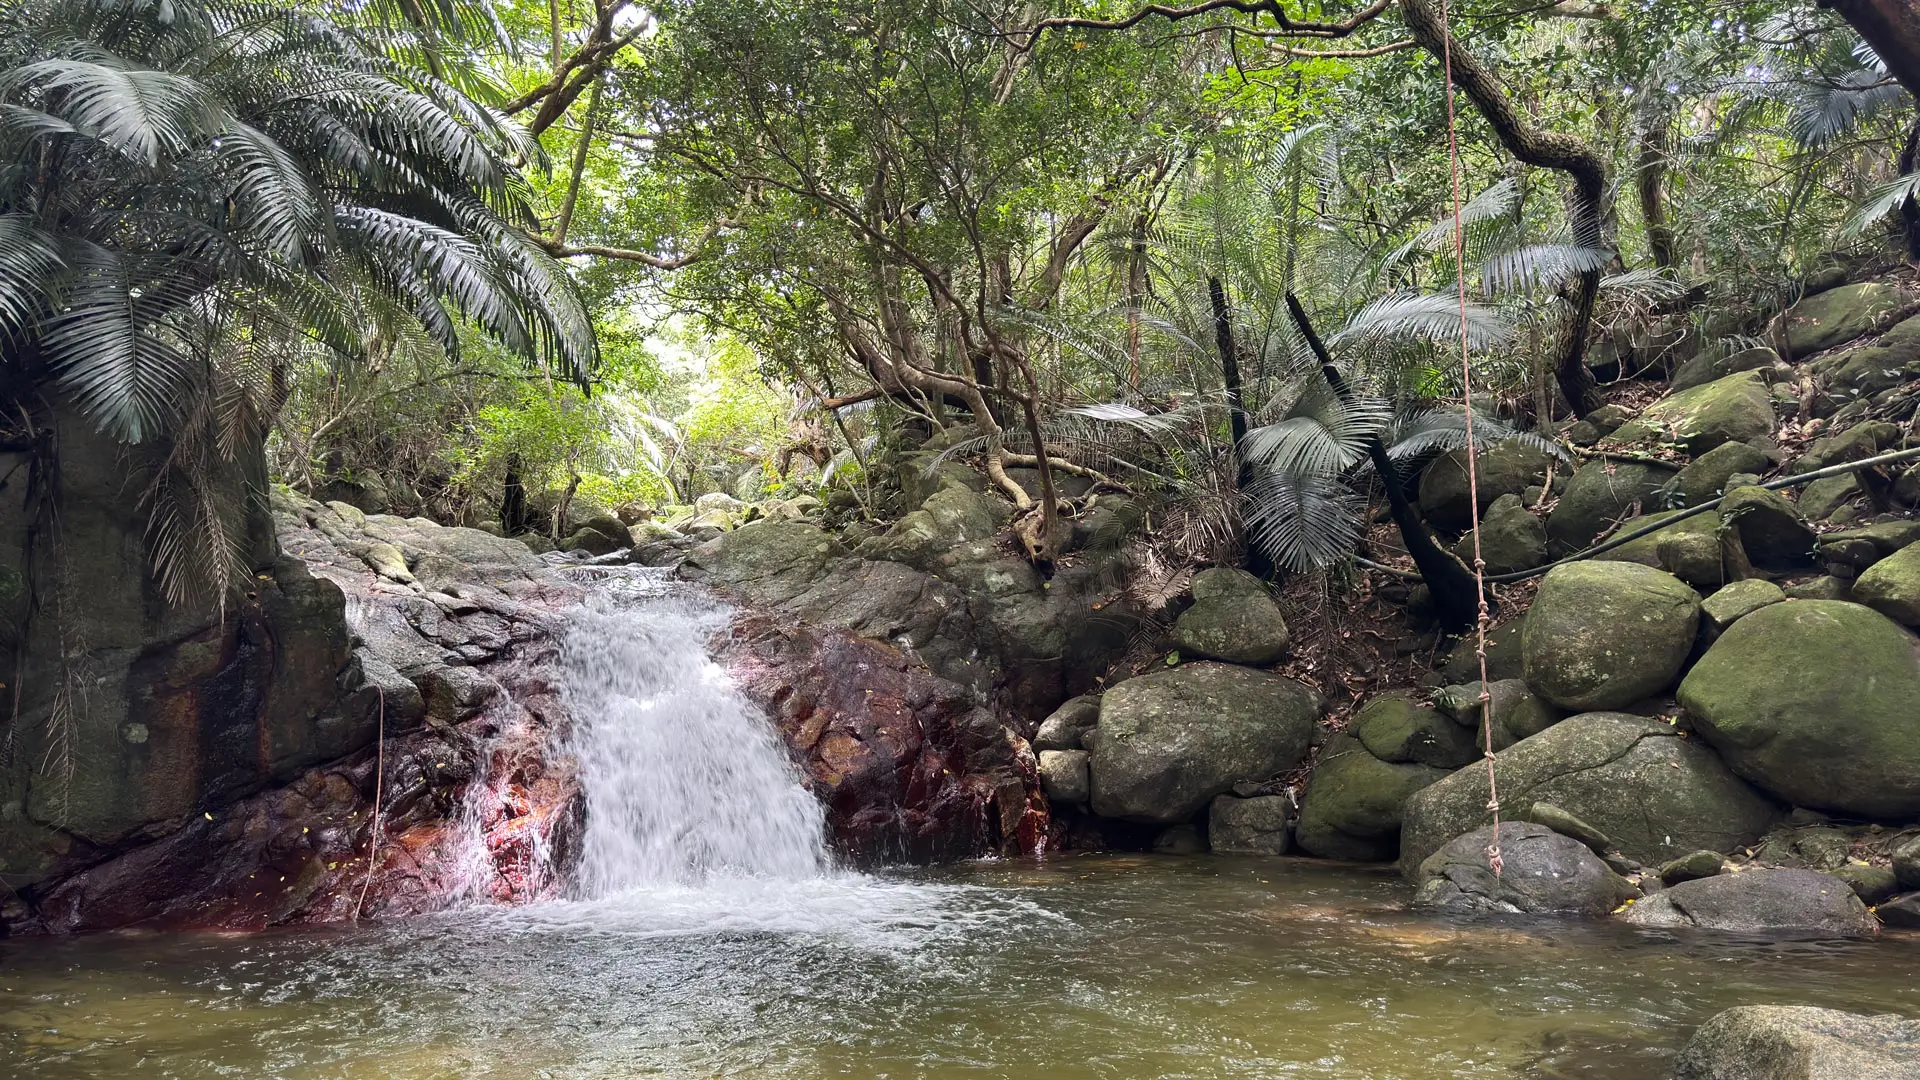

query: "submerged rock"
left=1674, top=1006, right=1920, bottom=1080
left=1412, top=822, right=1634, bottom=916
left=1678, top=600, right=1920, bottom=817
left=1400, top=713, right=1779, bottom=875
left=1621, top=869, right=1877, bottom=938
left=1088, top=663, right=1319, bottom=824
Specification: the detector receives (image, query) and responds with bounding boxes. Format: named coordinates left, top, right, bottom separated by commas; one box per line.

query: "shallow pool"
left=3, top=855, right=1916, bottom=1079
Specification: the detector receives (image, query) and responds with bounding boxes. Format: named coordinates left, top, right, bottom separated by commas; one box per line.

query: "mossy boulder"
left=1851, top=541, right=1920, bottom=626
left=1522, top=562, right=1701, bottom=711
left=1782, top=281, right=1901, bottom=357
left=1167, top=568, right=1290, bottom=665
left=1671, top=346, right=1784, bottom=394
left=1293, top=732, right=1447, bottom=862
left=1671, top=441, right=1772, bottom=508
left=1399, top=712, right=1779, bottom=874
left=1700, top=578, right=1785, bottom=634
left=1088, top=663, right=1320, bottom=823
left=1546, top=459, right=1678, bottom=555
left=1352, top=693, right=1479, bottom=769
left=1449, top=493, right=1545, bottom=576
left=1678, top=600, right=1920, bottom=817
left=1417, top=440, right=1556, bottom=535
left=1606, top=371, right=1776, bottom=455
left=1592, top=507, right=1729, bottom=589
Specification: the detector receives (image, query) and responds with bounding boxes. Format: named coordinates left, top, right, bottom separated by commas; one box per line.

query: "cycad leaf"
left=1329, top=290, right=1515, bottom=352
left=3, top=58, right=227, bottom=165
left=1242, top=467, right=1366, bottom=572
left=1479, top=244, right=1611, bottom=294
left=39, top=248, right=194, bottom=443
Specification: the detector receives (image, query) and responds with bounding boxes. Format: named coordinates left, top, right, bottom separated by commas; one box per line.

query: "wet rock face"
left=4, top=494, right=588, bottom=934
left=1621, top=869, right=1877, bottom=939
left=1412, top=822, right=1634, bottom=916
left=722, top=613, right=1046, bottom=864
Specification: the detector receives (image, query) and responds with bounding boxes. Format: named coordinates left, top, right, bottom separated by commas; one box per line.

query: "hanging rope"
left=1435, top=0, right=1502, bottom=876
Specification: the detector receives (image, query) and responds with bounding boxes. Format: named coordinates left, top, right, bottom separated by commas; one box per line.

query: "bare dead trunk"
left=1286, top=295, right=1481, bottom=631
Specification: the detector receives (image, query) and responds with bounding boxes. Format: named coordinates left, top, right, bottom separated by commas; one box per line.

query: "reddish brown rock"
left=723, top=612, right=1047, bottom=864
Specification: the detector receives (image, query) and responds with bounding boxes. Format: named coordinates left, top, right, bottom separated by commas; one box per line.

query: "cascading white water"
left=559, top=570, right=831, bottom=896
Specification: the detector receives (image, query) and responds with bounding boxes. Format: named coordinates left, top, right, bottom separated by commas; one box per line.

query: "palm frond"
left=1478, top=244, right=1611, bottom=294
left=2, top=58, right=227, bottom=165
left=1328, top=290, right=1515, bottom=352
left=1844, top=171, right=1920, bottom=236
left=1242, top=467, right=1366, bottom=572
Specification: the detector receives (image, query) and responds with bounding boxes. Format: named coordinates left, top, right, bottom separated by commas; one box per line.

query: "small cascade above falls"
left=558, top=569, right=832, bottom=894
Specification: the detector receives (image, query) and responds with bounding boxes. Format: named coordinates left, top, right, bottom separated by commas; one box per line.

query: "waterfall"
left=559, top=570, right=831, bottom=896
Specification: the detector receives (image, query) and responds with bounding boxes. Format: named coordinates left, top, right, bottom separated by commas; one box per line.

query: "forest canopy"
left=5, top=0, right=1919, bottom=605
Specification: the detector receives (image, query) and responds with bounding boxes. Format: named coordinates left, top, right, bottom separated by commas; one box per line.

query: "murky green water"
left=2, top=855, right=1916, bottom=1079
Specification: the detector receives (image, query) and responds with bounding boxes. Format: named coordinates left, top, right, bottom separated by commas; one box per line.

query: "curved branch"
left=1397, top=0, right=1607, bottom=417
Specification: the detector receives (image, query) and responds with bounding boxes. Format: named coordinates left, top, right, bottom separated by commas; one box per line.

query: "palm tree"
left=0, top=0, right=595, bottom=606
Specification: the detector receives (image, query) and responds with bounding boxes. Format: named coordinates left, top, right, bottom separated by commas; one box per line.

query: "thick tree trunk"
left=1637, top=118, right=1677, bottom=270
left=1821, top=0, right=1920, bottom=98
left=1286, top=296, right=1481, bottom=631
left=1398, top=0, right=1607, bottom=419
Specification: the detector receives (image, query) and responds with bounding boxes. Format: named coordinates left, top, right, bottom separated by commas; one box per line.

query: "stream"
left=2, top=572, right=1917, bottom=1079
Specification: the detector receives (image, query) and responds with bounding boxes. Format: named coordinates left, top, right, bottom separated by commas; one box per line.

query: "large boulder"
left=1547, top=459, right=1679, bottom=555
left=1620, top=868, right=1877, bottom=938
left=1400, top=713, right=1780, bottom=874
left=1671, top=346, right=1784, bottom=393
left=1412, top=822, right=1634, bottom=915
left=1678, top=600, right=1920, bottom=817
left=1606, top=371, right=1776, bottom=455
left=1418, top=440, right=1556, bottom=535
left=1674, top=1006, right=1920, bottom=1080
left=1293, top=732, right=1448, bottom=862
left=1167, top=568, right=1290, bottom=665
left=1595, top=508, right=1731, bottom=589
left=1781, top=281, right=1900, bottom=357
left=1851, top=541, right=1920, bottom=627
left=1087, top=664, right=1320, bottom=823
left=1522, top=562, right=1701, bottom=711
